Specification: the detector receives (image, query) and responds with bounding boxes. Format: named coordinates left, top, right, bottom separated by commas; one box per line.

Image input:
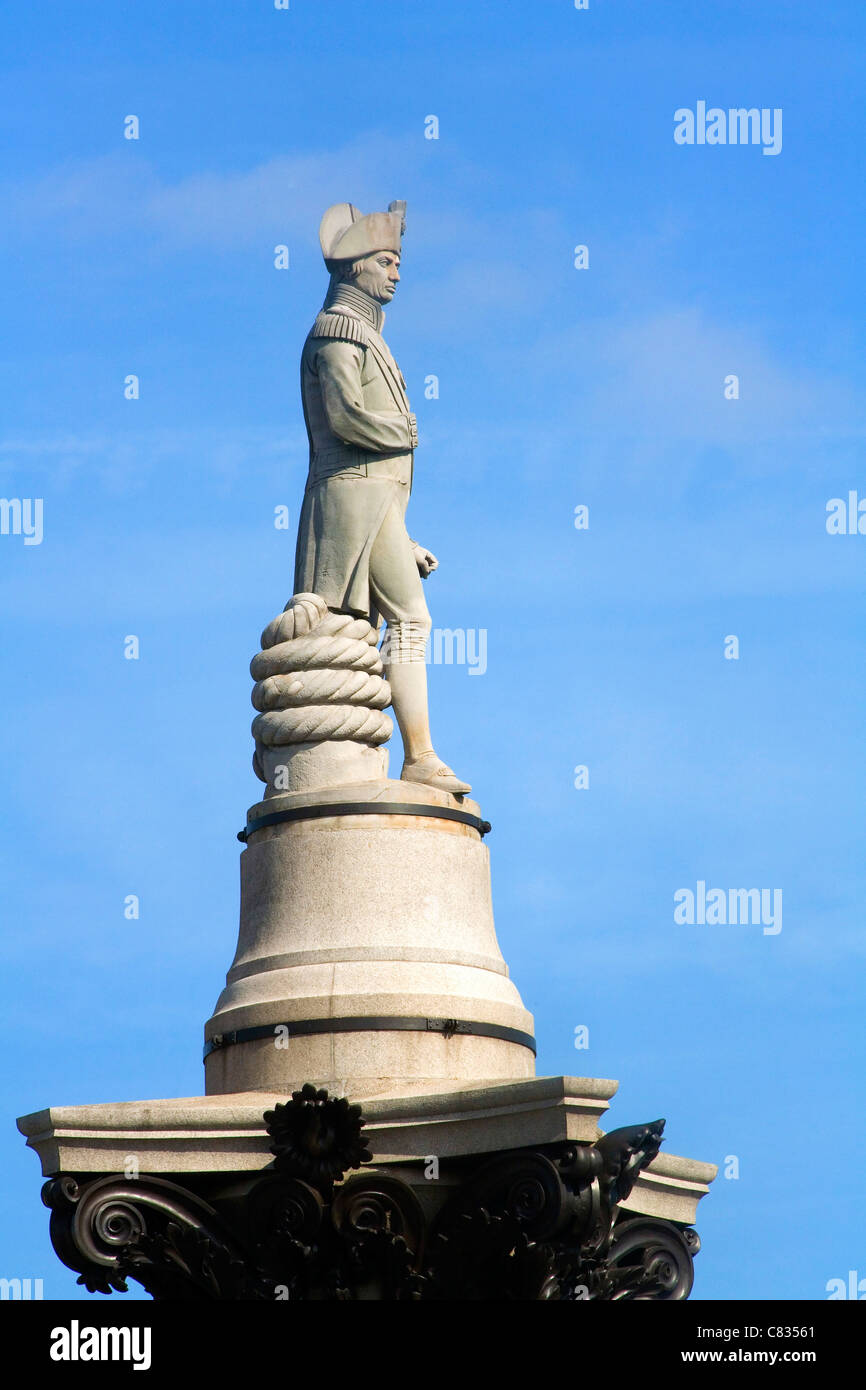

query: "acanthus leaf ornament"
left=263, top=1083, right=372, bottom=1187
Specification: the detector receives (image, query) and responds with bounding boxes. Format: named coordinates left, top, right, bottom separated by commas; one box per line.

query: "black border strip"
left=203, top=1015, right=535, bottom=1060
left=238, top=802, right=492, bottom=842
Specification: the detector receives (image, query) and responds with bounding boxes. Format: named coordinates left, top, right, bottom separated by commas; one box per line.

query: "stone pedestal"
left=16, top=687, right=718, bottom=1300
left=258, top=740, right=389, bottom=798
left=204, top=779, right=536, bottom=1098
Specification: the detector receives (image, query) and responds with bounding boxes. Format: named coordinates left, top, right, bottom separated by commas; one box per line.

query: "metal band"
left=238, top=802, right=492, bottom=843
left=203, top=1016, right=535, bottom=1061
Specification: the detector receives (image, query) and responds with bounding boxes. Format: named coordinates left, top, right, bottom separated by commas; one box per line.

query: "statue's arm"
left=314, top=340, right=417, bottom=453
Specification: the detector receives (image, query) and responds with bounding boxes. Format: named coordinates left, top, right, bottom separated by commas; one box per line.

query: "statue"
left=291, top=200, right=470, bottom=795
left=18, top=200, right=718, bottom=1309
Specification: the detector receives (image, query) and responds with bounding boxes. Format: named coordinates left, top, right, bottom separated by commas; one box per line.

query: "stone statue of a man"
left=293, top=200, right=470, bottom=794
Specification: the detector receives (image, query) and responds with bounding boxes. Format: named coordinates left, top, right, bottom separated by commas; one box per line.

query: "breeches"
left=369, top=502, right=431, bottom=662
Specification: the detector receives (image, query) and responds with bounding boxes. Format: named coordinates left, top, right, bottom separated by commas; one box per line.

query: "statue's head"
left=319, top=200, right=406, bottom=305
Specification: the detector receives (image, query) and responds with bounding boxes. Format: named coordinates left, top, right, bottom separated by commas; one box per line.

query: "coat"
left=293, top=289, right=418, bottom=622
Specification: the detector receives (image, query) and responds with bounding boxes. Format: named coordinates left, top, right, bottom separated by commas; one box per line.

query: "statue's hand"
left=412, top=543, right=438, bottom=578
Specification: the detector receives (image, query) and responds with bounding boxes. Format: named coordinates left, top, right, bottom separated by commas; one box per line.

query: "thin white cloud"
left=0, top=425, right=304, bottom=492
left=0, top=135, right=428, bottom=252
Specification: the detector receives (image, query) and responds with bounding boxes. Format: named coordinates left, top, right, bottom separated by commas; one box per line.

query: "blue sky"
left=1, top=0, right=864, bottom=1301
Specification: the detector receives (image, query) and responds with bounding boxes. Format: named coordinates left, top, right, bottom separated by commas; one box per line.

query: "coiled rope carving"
left=251, top=593, right=393, bottom=781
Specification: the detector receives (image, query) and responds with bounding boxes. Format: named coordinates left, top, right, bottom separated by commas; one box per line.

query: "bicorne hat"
left=319, top=200, right=406, bottom=263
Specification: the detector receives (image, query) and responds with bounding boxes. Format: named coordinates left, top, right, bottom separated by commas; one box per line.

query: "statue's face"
left=351, top=250, right=401, bottom=304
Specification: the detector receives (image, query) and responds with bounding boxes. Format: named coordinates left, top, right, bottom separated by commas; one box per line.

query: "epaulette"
left=308, top=311, right=369, bottom=347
